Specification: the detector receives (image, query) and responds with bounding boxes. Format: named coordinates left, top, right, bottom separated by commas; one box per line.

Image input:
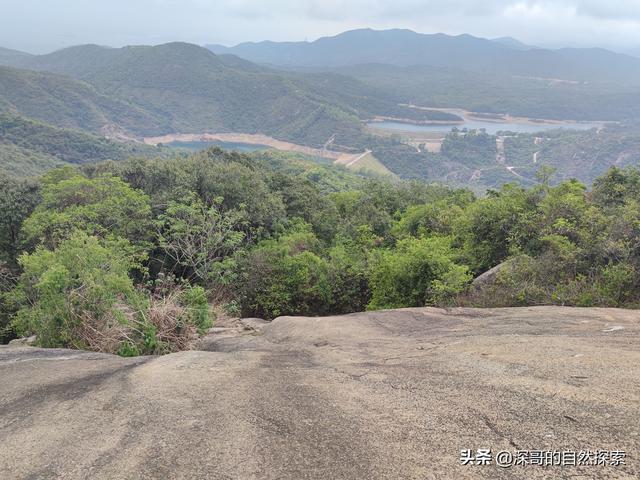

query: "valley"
left=3, top=31, right=640, bottom=191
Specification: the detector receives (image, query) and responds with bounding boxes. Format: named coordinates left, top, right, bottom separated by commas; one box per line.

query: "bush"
left=11, top=232, right=211, bottom=355
left=236, top=224, right=333, bottom=319
left=21, top=171, right=152, bottom=249
left=367, top=236, right=471, bottom=310
left=0, top=263, right=18, bottom=344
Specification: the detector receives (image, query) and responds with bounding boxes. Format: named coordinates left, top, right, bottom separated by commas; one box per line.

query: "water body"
left=368, top=119, right=601, bottom=135
left=168, top=141, right=272, bottom=152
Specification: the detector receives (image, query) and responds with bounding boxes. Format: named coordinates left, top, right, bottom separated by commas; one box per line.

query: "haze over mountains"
left=207, top=28, right=640, bottom=85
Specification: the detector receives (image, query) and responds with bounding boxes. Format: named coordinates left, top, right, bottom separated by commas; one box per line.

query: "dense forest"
left=2, top=147, right=640, bottom=355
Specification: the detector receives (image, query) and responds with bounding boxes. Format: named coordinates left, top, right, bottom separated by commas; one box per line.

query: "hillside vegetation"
left=2, top=147, right=640, bottom=352
left=4, top=37, right=640, bottom=188
left=0, top=43, right=456, bottom=149
left=0, top=113, right=164, bottom=176
left=368, top=126, right=640, bottom=190
left=0, top=66, right=164, bottom=134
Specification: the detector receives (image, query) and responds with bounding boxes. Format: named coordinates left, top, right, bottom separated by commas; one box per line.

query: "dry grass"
left=72, top=284, right=202, bottom=355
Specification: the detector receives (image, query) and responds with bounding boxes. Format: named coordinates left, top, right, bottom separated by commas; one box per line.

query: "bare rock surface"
left=1, top=306, right=639, bottom=479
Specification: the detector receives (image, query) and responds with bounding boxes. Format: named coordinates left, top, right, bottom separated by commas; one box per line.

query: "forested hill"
left=0, top=113, right=165, bottom=177
left=0, top=42, right=456, bottom=149
left=208, top=29, right=640, bottom=123
left=0, top=46, right=32, bottom=64
left=0, top=66, right=166, bottom=135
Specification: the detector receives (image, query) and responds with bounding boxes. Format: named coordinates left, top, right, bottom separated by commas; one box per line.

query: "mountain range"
left=207, top=28, right=640, bottom=85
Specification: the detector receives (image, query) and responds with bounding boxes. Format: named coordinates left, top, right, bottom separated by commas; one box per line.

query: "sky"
left=3, top=0, right=640, bottom=54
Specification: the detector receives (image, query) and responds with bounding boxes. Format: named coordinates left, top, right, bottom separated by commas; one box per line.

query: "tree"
left=0, top=174, right=41, bottom=266
left=156, top=195, right=248, bottom=287
left=235, top=223, right=332, bottom=319
left=367, top=236, right=471, bottom=310
left=11, top=232, right=145, bottom=349
left=11, top=232, right=211, bottom=355
left=454, top=184, right=538, bottom=272
left=21, top=171, right=152, bottom=249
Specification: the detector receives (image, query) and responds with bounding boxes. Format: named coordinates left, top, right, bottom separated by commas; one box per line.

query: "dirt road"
left=1, top=306, right=639, bottom=479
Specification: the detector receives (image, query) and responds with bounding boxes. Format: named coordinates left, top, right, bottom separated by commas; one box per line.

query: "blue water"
left=368, top=119, right=600, bottom=135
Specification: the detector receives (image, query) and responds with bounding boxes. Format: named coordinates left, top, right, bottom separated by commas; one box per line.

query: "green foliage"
left=454, top=184, right=538, bottom=272
left=368, top=236, right=470, bottom=310
left=236, top=223, right=332, bottom=319
left=6, top=145, right=640, bottom=352
left=22, top=171, right=152, bottom=249
left=156, top=195, right=247, bottom=287
left=0, top=66, right=164, bottom=135
left=0, top=174, right=41, bottom=266
left=11, top=232, right=144, bottom=348
left=0, top=113, right=164, bottom=176
left=11, top=232, right=212, bottom=354
left=441, top=129, right=496, bottom=167
left=181, top=285, right=212, bottom=333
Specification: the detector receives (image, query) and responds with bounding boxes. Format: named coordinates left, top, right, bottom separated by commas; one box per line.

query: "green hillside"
left=0, top=113, right=163, bottom=176
left=2, top=44, right=367, bottom=147
left=0, top=66, right=165, bottom=134
left=0, top=143, right=65, bottom=177
left=0, top=46, right=32, bottom=64
left=334, top=63, right=640, bottom=122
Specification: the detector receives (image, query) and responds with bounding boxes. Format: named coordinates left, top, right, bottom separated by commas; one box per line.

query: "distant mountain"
left=207, top=29, right=513, bottom=69
left=0, top=47, right=32, bottom=64
left=491, top=37, right=534, bottom=50
left=207, top=28, right=640, bottom=85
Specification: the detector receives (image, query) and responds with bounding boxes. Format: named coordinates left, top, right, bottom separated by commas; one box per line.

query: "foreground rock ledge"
left=1, top=306, right=638, bottom=479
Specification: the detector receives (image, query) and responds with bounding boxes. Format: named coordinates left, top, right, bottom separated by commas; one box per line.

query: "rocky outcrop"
left=1, top=306, right=639, bottom=479
left=7, top=334, right=36, bottom=346
left=471, top=257, right=522, bottom=290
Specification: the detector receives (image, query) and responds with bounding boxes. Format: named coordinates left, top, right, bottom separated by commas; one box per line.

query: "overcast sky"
left=3, top=0, right=640, bottom=54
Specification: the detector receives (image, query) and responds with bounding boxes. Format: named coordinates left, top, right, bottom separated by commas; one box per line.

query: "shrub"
left=367, top=236, right=471, bottom=310
left=21, top=171, right=152, bottom=249
left=0, top=263, right=18, bottom=344
left=11, top=232, right=211, bottom=355
left=236, top=224, right=332, bottom=319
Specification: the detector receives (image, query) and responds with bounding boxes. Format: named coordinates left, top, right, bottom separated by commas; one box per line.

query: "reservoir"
left=368, top=119, right=601, bottom=135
